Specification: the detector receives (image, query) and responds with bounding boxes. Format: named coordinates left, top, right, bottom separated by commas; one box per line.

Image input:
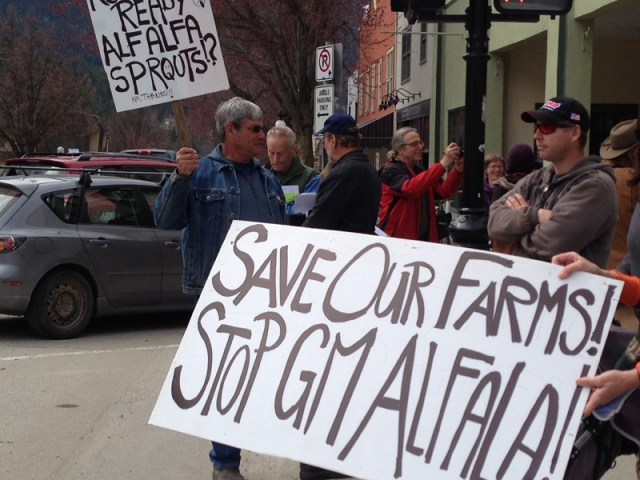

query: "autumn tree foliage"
left=0, top=8, right=92, bottom=156
left=47, top=0, right=372, bottom=164
left=205, top=0, right=366, bottom=163
left=105, top=108, right=172, bottom=152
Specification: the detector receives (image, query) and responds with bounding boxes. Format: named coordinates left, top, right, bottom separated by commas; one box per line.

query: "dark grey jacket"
left=303, top=149, right=381, bottom=234
left=488, top=155, right=618, bottom=267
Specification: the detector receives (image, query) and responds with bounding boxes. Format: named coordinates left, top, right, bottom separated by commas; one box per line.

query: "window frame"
left=401, top=26, right=412, bottom=84
left=364, top=68, right=370, bottom=114
left=386, top=47, right=394, bottom=97
left=358, top=74, right=364, bottom=117
left=419, top=23, right=428, bottom=64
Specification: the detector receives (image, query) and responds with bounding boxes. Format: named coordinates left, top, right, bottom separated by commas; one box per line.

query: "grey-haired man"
left=267, top=125, right=320, bottom=213
left=154, top=97, right=285, bottom=480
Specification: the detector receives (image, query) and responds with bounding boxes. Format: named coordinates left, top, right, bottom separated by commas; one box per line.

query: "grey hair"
left=215, top=97, right=263, bottom=142
left=266, top=126, right=296, bottom=148
left=387, top=127, right=418, bottom=160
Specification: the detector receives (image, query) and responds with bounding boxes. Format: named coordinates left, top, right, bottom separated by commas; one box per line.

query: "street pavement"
left=0, top=313, right=635, bottom=480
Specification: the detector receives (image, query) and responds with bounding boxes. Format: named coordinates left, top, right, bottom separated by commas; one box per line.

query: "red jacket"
left=378, top=159, right=463, bottom=241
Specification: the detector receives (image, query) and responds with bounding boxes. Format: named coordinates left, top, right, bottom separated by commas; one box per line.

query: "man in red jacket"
left=378, top=127, right=464, bottom=241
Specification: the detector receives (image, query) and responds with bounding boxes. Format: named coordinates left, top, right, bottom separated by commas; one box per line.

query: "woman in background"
left=483, top=153, right=506, bottom=209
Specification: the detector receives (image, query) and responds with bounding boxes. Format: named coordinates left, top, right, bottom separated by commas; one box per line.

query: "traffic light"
left=494, top=0, right=573, bottom=16
left=390, top=0, right=446, bottom=11
left=390, top=0, right=446, bottom=23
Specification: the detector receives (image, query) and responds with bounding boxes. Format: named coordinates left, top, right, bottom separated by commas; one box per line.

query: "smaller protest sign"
left=86, top=0, right=229, bottom=112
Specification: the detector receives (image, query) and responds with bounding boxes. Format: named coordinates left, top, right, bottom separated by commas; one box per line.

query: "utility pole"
left=391, top=0, right=573, bottom=249
left=452, top=0, right=491, bottom=248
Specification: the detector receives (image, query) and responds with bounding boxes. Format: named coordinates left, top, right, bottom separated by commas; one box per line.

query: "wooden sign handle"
left=171, top=100, right=192, bottom=148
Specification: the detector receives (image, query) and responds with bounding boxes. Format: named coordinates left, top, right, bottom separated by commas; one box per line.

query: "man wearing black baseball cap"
left=303, top=114, right=381, bottom=234
left=488, top=96, right=618, bottom=267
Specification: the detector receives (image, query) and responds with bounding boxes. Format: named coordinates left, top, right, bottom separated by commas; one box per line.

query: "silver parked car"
left=0, top=173, right=192, bottom=339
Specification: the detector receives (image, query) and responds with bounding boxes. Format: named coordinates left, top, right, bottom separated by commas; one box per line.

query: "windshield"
left=0, top=185, right=21, bottom=219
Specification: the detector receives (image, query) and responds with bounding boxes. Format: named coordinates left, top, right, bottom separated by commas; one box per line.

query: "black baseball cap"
left=521, top=97, right=590, bottom=133
left=315, top=114, right=358, bottom=136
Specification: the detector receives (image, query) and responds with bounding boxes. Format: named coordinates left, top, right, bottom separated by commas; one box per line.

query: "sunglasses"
left=534, top=123, right=574, bottom=135
left=400, top=140, right=425, bottom=148
left=233, top=123, right=264, bottom=133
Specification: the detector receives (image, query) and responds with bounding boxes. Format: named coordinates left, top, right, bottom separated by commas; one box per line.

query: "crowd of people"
left=154, top=95, right=640, bottom=480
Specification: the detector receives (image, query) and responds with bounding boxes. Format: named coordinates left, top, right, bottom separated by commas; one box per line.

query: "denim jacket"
left=154, top=145, right=285, bottom=294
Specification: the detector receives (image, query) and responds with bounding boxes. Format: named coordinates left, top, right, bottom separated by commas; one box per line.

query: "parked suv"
left=0, top=173, right=192, bottom=339
left=1, top=152, right=177, bottom=183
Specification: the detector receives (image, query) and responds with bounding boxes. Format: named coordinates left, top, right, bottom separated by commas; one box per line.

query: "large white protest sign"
left=150, top=221, right=621, bottom=480
left=86, top=0, right=229, bottom=112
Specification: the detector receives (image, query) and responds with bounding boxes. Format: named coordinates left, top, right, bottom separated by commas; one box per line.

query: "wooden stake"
left=171, top=100, right=192, bottom=148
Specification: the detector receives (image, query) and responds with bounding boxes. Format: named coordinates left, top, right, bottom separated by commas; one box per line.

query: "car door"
left=139, top=186, right=191, bottom=305
left=76, top=185, right=162, bottom=307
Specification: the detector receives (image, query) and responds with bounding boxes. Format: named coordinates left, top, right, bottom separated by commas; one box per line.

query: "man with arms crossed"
left=488, top=96, right=618, bottom=267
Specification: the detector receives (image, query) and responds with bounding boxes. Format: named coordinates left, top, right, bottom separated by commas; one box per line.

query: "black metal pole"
left=448, top=0, right=491, bottom=248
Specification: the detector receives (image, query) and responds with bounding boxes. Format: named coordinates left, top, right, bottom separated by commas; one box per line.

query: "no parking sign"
left=316, top=45, right=334, bottom=82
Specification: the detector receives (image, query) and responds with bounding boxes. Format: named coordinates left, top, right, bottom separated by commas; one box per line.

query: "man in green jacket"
left=267, top=125, right=320, bottom=213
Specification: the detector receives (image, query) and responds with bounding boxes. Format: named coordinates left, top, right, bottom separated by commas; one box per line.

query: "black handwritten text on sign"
left=149, top=222, right=619, bottom=480
left=87, top=0, right=229, bottom=112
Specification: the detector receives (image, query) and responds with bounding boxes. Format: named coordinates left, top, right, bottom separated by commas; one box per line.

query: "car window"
left=139, top=186, right=161, bottom=212
left=0, top=186, right=21, bottom=218
left=81, top=187, right=152, bottom=227
left=42, top=190, right=82, bottom=224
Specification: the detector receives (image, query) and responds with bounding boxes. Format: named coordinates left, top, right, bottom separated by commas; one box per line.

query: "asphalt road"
left=0, top=313, right=635, bottom=480
left=0, top=313, right=300, bottom=480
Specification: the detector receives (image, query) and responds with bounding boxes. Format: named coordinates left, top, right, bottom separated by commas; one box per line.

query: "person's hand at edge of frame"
left=576, top=369, right=640, bottom=416
left=551, top=252, right=616, bottom=280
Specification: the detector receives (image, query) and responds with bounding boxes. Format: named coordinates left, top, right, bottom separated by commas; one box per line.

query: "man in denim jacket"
left=154, top=97, right=285, bottom=295
left=154, top=97, right=285, bottom=480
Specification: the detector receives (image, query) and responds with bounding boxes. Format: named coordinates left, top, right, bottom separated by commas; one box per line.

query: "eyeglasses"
left=233, top=123, right=264, bottom=133
left=400, top=140, right=425, bottom=149
left=534, top=123, right=574, bottom=135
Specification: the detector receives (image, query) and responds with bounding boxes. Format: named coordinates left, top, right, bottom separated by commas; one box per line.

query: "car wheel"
left=26, top=270, right=94, bottom=339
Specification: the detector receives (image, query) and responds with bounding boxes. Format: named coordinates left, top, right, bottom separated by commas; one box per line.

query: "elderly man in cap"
left=303, top=114, right=381, bottom=234
left=488, top=96, right=618, bottom=267
left=600, top=119, right=640, bottom=269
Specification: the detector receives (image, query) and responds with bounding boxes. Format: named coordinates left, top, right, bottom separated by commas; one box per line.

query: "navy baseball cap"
left=521, top=97, right=590, bottom=133
left=315, top=114, right=358, bottom=136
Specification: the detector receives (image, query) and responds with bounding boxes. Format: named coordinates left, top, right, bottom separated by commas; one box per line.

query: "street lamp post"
left=391, top=0, right=573, bottom=249
left=448, top=0, right=491, bottom=248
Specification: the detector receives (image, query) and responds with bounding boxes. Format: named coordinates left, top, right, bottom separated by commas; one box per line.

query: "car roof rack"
left=75, top=152, right=174, bottom=163
left=77, top=170, right=96, bottom=187
left=18, top=151, right=174, bottom=163
left=21, top=152, right=75, bottom=158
